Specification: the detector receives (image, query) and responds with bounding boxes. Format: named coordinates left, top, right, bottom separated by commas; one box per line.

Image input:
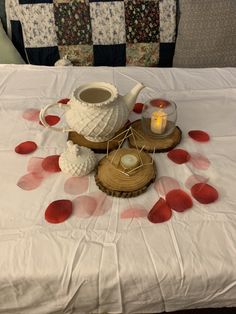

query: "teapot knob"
left=67, top=140, right=80, bottom=157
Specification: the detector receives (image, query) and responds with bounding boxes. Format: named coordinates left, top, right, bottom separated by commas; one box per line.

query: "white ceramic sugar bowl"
left=59, top=141, right=97, bottom=176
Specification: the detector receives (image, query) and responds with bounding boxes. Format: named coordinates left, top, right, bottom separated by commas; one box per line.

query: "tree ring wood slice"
left=68, top=123, right=130, bottom=153
left=95, top=148, right=156, bottom=198
left=128, top=120, right=182, bottom=153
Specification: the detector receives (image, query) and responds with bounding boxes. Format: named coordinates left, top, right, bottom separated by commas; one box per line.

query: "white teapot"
left=39, top=81, right=144, bottom=142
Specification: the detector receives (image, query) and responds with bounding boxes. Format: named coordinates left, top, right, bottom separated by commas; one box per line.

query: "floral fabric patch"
left=54, top=0, right=92, bottom=45
left=54, top=0, right=70, bottom=3
left=126, top=42, right=159, bottom=66
left=19, top=4, right=57, bottom=48
left=159, top=0, right=176, bottom=42
left=5, top=0, right=20, bottom=21
left=90, top=1, right=126, bottom=45
left=58, top=44, right=93, bottom=66
left=124, top=0, right=159, bottom=43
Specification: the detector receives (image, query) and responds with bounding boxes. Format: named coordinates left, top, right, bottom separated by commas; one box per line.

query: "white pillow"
left=173, top=0, right=236, bottom=68
left=0, top=19, right=25, bottom=64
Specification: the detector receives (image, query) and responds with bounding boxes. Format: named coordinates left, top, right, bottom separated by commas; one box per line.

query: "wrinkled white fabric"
left=0, top=65, right=236, bottom=314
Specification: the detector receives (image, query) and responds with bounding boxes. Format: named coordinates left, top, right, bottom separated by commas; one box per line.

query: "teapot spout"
left=123, top=82, right=145, bottom=112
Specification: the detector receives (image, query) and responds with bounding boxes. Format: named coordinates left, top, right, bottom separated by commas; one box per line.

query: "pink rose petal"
left=27, top=157, right=52, bottom=179
left=154, top=176, right=180, bottom=196
left=92, top=192, right=112, bottom=216
left=189, top=153, right=210, bottom=170
left=73, top=192, right=112, bottom=218
left=185, top=174, right=209, bottom=190
left=27, top=157, right=44, bottom=173
left=64, top=176, right=89, bottom=195
left=17, top=173, right=43, bottom=190
left=73, top=195, right=97, bottom=218
left=22, top=108, right=40, bottom=121
left=121, top=207, right=148, bottom=219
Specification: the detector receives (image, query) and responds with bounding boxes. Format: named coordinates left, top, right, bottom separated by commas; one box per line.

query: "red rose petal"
left=121, top=207, right=147, bottom=219
left=167, top=149, right=191, bottom=164
left=191, top=183, right=219, bottom=204
left=188, top=130, right=210, bottom=142
left=15, top=141, right=37, bottom=154
left=17, top=173, right=43, bottom=190
left=57, top=98, right=70, bottom=104
left=147, top=198, right=172, bottom=223
left=150, top=99, right=170, bottom=108
left=166, top=189, right=193, bottom=212
left=155, top=176, right=180, bottom=196
left=39, top=115, right=60, bottom=126
left=133, top=102, right=144, bottom=113
left=42, top=155, right=61, bottom=172
left=22, top=108, right=40, bottom=121
left=45, top=199, right=73, bottom=224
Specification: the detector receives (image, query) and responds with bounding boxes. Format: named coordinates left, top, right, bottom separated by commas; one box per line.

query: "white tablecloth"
left=0, top=65, right=236, bottom=314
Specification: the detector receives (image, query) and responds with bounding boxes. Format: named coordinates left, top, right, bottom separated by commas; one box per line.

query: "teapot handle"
left=39, top=102, right=73, bottom=132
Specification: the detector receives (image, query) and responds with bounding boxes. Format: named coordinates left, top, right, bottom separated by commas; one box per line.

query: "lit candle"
left=151, top=111, right=167, bottom=134
left=120, top=154, right=139, bottom=170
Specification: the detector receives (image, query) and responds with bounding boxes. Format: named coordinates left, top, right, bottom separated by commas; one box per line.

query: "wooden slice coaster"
left=95, top=148, right=156, bottom=198
left=128, top=120, right=182, bottom=153
left=68, top=123, right=130, bottom=154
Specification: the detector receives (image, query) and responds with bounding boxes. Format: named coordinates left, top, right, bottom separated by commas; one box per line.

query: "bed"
left=0, top=64, right=236, bottom=314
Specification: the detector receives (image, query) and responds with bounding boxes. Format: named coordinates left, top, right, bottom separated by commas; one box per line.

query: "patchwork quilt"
left=6, top=0, right=177, bottom=66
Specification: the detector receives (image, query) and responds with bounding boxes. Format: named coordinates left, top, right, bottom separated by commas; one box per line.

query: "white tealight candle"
left=120, top=154, right=139, bottom=170
left=151, top=111, right=167, bottom=134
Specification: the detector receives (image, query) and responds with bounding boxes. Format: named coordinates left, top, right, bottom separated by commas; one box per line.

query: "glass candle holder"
left=141, top=98, right=177, bottom=138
